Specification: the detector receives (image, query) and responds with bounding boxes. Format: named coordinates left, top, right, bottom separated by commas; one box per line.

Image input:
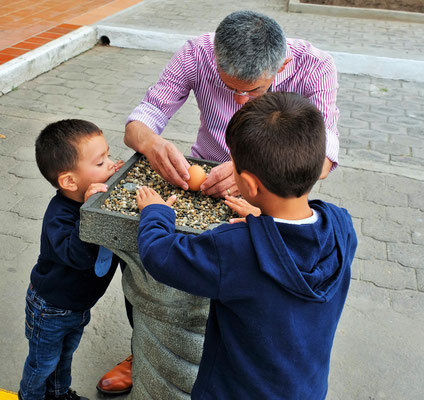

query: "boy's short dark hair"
left=35, top=119, right=102, bottom=188
left=225, top=92, right=326, bottom=198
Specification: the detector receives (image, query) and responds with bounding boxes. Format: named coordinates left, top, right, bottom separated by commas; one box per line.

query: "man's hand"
left=125, top=121, right=190, bottom=189
left=224, top=195, right=261, bottom=218
left=200, top=161, right=239, bottom=198
left=136, top=186, right=177, bottom=211
left=84, top=183, right=108, bottom=202
left=145, top=136, right=191, bottom=190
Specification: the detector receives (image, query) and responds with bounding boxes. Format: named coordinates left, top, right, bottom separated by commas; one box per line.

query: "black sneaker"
left=45, top=388, right=89, bottom=400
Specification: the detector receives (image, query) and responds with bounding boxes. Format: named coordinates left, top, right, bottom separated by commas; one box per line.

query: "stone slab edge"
left=330, top=51, right=424, bottom=83
left=96, top=25, right=424, bottom=83
left=339, top=155, right=424, bottom=181
left=0, top=26, right=97, bottom=96
left=288, top=0, right=424, bottom=24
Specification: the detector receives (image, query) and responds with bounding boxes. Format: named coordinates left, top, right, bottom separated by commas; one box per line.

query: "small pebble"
left=122, top=182, right=138, bottom=192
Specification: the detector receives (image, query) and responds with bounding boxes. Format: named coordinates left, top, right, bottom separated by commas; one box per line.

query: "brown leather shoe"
left=96, top=355, right=133, bottom=394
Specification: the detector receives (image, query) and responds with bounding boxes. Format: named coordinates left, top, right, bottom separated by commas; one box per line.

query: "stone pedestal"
left=112, top=250, right=209, bottom=399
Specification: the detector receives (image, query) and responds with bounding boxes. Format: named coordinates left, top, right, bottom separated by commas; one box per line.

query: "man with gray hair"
left=124, top=10, right=339, bottom=199
left=97, top=11, right=341, bottom=394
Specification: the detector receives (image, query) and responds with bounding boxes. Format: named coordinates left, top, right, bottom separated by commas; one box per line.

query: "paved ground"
left=100, top=0, right=424, bottom=60
left=0, top=1, right=423, bottom=399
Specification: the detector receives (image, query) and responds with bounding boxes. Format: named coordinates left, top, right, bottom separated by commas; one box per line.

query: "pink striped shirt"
left=127, top=33, right=339, bottom=167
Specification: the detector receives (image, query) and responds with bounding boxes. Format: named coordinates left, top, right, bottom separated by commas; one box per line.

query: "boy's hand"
left=136, top=186, right=177, bottom=211
left=114, top=160, right=125, bottom=172
left=224, top=195, right=261, bottom=218
left=84, top=183, right=108, bottom=202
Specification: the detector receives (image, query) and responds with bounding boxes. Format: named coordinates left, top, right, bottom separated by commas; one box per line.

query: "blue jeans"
left=20, top=285, right=91, bottom=400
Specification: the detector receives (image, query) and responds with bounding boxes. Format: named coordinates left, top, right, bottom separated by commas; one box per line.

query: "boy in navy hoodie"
left=19, top=120, right=124, bottom=400
left=135, top=92, right=357, bottom=399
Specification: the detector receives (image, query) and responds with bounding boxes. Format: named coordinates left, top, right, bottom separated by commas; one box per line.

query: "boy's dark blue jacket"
left=138, top=200, right=357, bottom=400
left=31, top=191, right=118, bottom=311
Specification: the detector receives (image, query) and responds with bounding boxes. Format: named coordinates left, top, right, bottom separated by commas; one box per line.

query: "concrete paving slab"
left=328, top=281, right=424, bottom=400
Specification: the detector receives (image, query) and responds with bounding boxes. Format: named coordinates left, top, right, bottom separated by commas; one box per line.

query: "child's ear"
left=240, top=171, right=260, bottom=198
left=58, top=172, right=78, bottom=192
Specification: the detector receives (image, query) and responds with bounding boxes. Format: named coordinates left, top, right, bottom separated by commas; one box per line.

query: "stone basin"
left=80, top=152, right=222, bottom=252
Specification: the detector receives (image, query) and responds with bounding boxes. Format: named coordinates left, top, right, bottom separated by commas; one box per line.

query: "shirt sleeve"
left=305, top=56, right=340, bottom=170
left=126, top=40, right=198, bottom=134
left=138, top=204, right=221, bottom=299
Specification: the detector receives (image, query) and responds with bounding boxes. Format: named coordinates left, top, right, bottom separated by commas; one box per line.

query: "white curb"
left=0, top=26, right=97, bottom=95
left=1, top=23, right=424, bottom=97
left=96, top=27, right=424, bottom=83
left=96, top=25, right=196, bottom=53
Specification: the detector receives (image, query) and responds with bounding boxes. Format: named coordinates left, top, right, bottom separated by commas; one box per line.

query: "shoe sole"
left=96, top=385, right=133, bottom=395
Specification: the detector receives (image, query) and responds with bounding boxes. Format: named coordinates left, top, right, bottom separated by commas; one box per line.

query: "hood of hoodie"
left=246, top=200, right=357, bottom=303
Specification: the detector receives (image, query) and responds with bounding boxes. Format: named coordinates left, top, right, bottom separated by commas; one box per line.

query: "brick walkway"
left=0, top=0, right=142, bottom=64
